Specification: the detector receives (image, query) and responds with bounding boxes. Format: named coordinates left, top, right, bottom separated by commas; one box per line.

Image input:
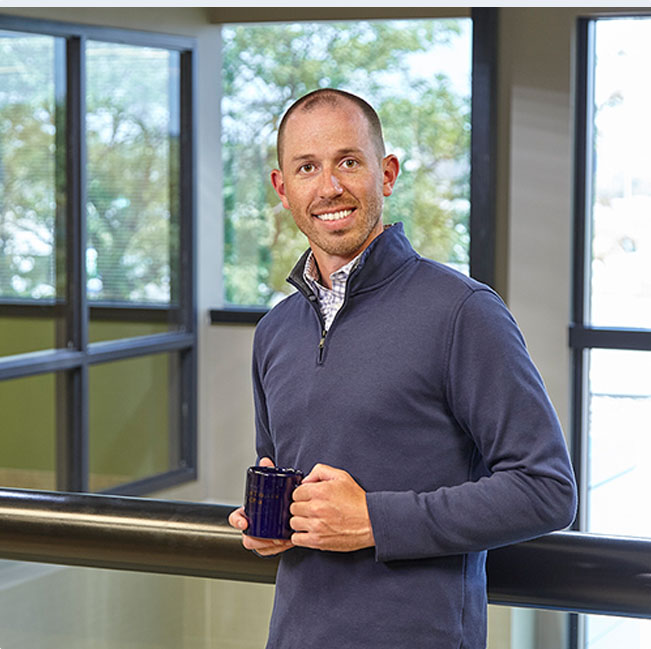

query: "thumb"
left=302, top=463, right=341, bottom=484
left=258, top=456, right=275, bottom=468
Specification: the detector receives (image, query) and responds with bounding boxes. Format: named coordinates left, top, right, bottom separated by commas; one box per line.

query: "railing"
left=0, top=487, right=649, bottom=619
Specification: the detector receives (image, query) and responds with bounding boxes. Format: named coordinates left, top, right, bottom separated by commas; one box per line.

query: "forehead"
left=282, top=101, right=374, bottom=159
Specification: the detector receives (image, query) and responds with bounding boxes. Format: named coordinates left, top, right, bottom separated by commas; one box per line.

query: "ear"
left=381, top=154, right=400, bottom=197
left=270, top=168, right=290, bottom=209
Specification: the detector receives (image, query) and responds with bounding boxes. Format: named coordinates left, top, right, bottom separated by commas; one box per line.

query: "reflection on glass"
left=85, top=41, right=181, bottom=336
left=222, top=19, right=472, bottom=307
left=0, top=562, right=274, bottom=648
left=0, top=30, right=65, bottom=352
left=590, top=18, right=651, bottom=329
left=0, top=373, right=56, bottom=490
left=89, top=353, right=180, bottom=491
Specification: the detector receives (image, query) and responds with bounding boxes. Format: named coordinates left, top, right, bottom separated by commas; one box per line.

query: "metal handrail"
left=0, top=487, right=649, bottom=619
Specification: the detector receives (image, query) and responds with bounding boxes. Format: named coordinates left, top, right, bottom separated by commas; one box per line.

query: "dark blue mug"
left=243, top=465, right=304, bottom=539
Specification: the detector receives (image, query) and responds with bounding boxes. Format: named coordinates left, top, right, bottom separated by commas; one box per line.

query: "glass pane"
left=86, top=41, right=181, bottom=341
left=0, top=562, right=274, bottom=648
left=222, top=19, right=472, bottom=307
left=88, top=311, right=173, bottom=344
left=89, top=353, right=181, bottom=491
left=0, top=30, right=65, bottom=353
left=584, top=615, right=651, bottom=649
left=0, top=373, right=57, bottom=490
left=589, top=17, right=651, bottom=329
left=586, top=349, right=651, bottom=537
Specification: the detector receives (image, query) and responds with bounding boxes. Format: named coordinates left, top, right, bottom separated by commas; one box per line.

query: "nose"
left=318, top=169, right=344, bottom=198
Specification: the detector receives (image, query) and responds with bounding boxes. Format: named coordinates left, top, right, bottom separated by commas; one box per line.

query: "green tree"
left=222, top=19, right=471, bottom=306
left=0, top=36, right=178, bottom=305
left=85, top=43, right=179, bottom=304
left=0, top=35, right=58, bottom=299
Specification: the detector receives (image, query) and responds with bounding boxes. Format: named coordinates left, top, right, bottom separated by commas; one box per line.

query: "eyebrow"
left=289, top=147, right=366, bottom=164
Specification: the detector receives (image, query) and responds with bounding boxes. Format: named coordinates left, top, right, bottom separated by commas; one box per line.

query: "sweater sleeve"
left=366, top=289, right=577, bottom=562
left=252, top=333, right=276, bottom=464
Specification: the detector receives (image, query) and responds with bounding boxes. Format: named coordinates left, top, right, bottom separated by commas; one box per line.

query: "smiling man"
left=270, top=90, right=399, bottom=281
left=229, top=89, right=577, bottom=649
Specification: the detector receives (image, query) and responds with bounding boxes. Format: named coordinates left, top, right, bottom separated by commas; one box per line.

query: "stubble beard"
left=294, top=191, right=385, bottom=258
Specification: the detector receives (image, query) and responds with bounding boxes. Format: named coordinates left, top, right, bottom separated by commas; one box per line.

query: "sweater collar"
left=287, top=222, right=418, bottom=297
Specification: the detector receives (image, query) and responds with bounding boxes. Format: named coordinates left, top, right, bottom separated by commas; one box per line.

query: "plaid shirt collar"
left=303, top=251, right=361, bottom=331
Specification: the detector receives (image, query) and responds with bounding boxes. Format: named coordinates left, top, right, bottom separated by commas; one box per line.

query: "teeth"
left=315, top=209, right=352, bottom=222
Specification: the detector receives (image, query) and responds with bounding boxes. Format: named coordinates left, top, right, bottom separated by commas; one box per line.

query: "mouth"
left=313, top=208, right=354, bottom=222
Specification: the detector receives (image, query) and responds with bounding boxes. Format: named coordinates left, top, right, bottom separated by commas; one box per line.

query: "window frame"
left=570, top=13, right=651, bottom=533
left=210, top=7, right=497, bottom=324
left=0, top=13, right=197, bottom=495
left=570, top=14, right=651, bottom=648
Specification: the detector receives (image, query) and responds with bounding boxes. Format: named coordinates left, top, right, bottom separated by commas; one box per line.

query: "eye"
left=341, top=158, right=359, bottom=170
left=299, top=163, right=316, bottom=174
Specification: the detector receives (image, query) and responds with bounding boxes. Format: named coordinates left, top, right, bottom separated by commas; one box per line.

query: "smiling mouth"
left=313, top=208, right=354, bottom=222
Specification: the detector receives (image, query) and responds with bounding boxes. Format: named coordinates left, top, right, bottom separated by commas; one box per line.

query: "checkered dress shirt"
left=303, top=251, right=361, bottom=331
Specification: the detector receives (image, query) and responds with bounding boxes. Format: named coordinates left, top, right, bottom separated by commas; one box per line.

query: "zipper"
left=318, top=328, right=327, bottom=363
left=287, top=257, right=363, bottom=366
left=315, top=260, right=363, bottom=364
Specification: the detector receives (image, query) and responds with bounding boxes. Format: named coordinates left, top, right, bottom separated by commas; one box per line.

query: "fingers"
left=228, top=506, right=249, bottom=531
left=231, top=505, right=294, bottom=555
left=291, top=531, right=317, bottom=548
left=293, top=463, right=342, bottom=503
left=301, top=462, right=342, bottom=484
left=242, top=535, right=293, bottom=556
left=259, top=456, right=275, bottom=468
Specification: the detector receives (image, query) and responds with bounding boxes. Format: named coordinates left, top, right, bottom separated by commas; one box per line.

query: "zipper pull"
left=318, top=329, right=327, bottom=362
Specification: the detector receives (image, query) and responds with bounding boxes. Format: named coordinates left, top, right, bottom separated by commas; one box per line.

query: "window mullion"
left=179, top=48, right=197, bottom=473
left=56, top=35, right=88, bottom=493
left=470, top=7, right=498, bottom=290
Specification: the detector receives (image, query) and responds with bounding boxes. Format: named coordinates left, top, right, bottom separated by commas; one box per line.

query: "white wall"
left=498, top=7, right=579, bottom=435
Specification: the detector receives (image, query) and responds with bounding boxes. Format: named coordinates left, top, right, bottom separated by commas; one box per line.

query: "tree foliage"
left=0, top=35, right=58, bottom=299
left=0, top=36, right=178, bottom=304
left=223, top=19, right=471, bottom=306
left=0, top=21, right=471, bottom=309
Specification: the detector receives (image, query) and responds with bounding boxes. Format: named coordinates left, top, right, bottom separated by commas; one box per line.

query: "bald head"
left=276, top=89, right=386, bottom=169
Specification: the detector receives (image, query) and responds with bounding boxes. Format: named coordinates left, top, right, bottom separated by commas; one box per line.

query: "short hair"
left=276, top=88, right=386, bottom=168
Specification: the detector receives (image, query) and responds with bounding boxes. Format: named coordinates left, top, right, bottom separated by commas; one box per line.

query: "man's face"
left=271, top=101, right=399, bottom=269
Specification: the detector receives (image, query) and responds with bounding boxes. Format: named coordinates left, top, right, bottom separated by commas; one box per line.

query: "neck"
left=311, top=222, right=384, bottom=289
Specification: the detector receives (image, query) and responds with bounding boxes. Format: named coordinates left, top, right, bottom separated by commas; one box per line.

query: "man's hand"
left=289, top=463, right=375, bottom=552
left=227, top=456, right=294, bottom=557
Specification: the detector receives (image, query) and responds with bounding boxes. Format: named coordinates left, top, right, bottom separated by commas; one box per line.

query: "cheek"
left=284, top=184, right=312, bottom=211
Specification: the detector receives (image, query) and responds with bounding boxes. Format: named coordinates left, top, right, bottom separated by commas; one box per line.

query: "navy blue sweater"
left=252, top=223, right=577, bottom=648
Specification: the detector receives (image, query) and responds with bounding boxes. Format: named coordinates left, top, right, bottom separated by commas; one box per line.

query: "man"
left=229, top=88, right=577, bottom=648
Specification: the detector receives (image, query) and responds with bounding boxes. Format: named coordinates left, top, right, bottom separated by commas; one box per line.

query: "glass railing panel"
left=0, top=560, right=274, bottom=649
left=583, top=615, right=651, bottom=649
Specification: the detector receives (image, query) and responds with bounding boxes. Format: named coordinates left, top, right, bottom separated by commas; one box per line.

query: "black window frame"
left=210, top=7, right=497, bottom=325
left=570, top=13, right=651, bottom=648
left=0, top=13, right=197, bottom=496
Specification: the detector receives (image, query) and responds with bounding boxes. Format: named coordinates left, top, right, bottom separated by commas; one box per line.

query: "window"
left=0, top=16, right=196, bottom=495
left=572, top=15, right=651, bottom=649
left=221, top=18, right=473, bottom=308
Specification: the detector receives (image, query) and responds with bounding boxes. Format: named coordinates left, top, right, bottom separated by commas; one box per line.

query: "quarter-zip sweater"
left=252, top=223, right=577, bottom=649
